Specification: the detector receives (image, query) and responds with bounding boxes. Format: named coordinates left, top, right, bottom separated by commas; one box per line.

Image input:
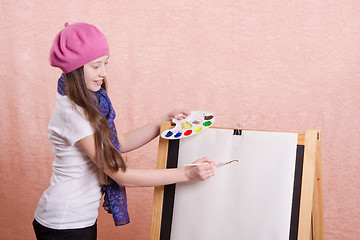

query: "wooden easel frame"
left=150, top=122, right=324, bottom=240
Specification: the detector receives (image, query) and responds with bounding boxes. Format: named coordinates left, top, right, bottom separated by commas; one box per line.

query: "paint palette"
left=161, top=111, right=216, bottom=140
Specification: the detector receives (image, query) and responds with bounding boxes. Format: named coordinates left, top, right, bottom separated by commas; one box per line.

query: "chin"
left=95, top=85, right=102, bottom=90
left=90, top=87, right=101, bottom=92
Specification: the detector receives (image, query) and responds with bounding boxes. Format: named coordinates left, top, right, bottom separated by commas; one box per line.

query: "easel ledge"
left=150, top=122, right=324, bottom=240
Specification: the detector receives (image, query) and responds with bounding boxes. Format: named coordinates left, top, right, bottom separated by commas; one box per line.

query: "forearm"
left=78, top=134, right=215, bottom=187
left=78, top=134, right=187, bottom=186
left=119, top=110, right=190, bottom=152
left=106, top=168, right=188, bottom=187
left=119, top=115, right=166, bottom=152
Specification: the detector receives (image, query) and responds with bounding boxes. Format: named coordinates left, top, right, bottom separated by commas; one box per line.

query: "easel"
left=150, top=122, right=324, bottom=240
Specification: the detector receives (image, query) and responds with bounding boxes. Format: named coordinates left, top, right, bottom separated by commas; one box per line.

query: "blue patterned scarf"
left=57, top=74, right=130, bottom=226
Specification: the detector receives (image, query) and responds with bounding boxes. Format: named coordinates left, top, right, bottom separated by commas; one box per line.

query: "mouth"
left=94, top=79, right=103, bottom=86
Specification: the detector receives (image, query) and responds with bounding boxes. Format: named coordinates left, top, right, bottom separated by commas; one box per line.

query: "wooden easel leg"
left=150, top=122, right=172, bottom=240
left=298, top=130, right=318, bottom=240
left=312, top=131, right=325, bottom=240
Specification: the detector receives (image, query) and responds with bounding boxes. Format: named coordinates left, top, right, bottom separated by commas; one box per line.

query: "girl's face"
left=83, top=55, right=109, bottom=92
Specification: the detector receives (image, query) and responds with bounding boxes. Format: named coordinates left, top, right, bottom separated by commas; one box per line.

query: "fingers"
left=171, top=109, right=191, bottom=120
left=199, top=167, right=215, bottom=180
left=194, top=157, right=216, bottom=166
left=198, top=165, right=215, bottom=181
left=186, top=157, right=216, bottom=181
left=173, top=113, right=189, bottom=120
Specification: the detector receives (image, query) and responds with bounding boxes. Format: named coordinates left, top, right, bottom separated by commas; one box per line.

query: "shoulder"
left=49, top=93, right=90, bottom=130
left=49, top=93, right=94, bottom=143
left=54, top=93, right=88, bottom=121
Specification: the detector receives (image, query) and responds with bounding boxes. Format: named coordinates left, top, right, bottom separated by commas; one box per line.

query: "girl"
left=33, top=22, right=216, bottom=240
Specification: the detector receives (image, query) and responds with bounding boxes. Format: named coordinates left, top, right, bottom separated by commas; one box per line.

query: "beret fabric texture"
left=49, top=22, right=109, bottom=73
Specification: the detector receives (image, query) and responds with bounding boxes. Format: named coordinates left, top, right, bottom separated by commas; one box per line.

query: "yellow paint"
left=194, top=126, right=202, bottom=132
left=182, top=122, right=192, bottom=129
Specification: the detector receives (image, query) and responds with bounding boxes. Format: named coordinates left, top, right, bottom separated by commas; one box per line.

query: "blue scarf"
left=57, top=74, right=130, bottom=226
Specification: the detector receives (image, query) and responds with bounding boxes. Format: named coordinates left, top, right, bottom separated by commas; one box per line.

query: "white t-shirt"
left=34, top=93, right=102, bottom=230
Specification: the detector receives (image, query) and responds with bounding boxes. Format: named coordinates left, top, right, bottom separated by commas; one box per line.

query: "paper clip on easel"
left=233, top=124, right=242, bottom=136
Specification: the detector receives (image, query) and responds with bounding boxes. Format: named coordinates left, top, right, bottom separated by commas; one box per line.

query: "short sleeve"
left=63, top=106, right=94, bottom=145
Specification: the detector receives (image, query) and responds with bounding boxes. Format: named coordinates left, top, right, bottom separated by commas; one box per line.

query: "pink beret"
left=49, top=22, right=109, bottom=73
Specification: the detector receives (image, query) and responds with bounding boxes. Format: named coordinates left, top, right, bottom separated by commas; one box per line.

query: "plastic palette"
left=161, top=111, right=216, bottom=140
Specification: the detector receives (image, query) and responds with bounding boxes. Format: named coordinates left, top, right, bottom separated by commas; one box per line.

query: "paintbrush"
left=184, top=160, right=239, bottom=167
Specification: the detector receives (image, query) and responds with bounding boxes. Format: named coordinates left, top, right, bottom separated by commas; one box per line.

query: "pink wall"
left=1, top=1, right=359, bottom=239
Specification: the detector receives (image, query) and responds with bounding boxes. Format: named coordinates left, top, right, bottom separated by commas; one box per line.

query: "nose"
left=99, top=65, right=107, bottom=77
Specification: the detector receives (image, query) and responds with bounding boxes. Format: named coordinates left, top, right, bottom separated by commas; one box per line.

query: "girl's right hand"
left=185, top=157, right=216, bottom=182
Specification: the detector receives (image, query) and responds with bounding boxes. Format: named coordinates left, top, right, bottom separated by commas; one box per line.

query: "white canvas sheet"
left=170, top=129, right=298, bottom=240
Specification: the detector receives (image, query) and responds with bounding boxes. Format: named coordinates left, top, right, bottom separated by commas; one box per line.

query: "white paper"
left=170, top=129, right=298, bottom=240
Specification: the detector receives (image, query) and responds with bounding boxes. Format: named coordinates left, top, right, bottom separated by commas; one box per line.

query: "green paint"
left=203, top=121, right=212, bottom=127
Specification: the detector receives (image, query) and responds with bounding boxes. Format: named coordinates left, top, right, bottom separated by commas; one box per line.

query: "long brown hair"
left=65, top=67, right=126, bottom=185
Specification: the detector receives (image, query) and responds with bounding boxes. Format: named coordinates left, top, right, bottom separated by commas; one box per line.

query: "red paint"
left=184, top=130, right=192, bottom=136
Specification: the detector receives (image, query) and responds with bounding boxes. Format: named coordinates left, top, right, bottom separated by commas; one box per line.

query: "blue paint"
left=165, top=131, right=173, bottom=137
left=174, top=132, right=182, bottom=138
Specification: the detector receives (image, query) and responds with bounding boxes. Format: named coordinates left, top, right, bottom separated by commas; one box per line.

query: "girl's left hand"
left=168, top=109, right=191, bottom=121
